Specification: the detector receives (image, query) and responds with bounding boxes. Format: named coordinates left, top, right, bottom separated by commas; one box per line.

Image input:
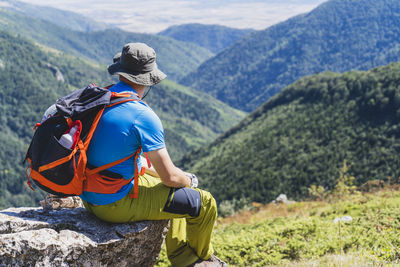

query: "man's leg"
left=164, top=188, right=217, bottom=266
left=82, top=174, right=217, bottom=266
left=166, top=218, right=199, bottom=266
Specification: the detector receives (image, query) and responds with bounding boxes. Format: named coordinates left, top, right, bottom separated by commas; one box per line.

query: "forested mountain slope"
left=0, top=0, right=110, bottom=32
left=0, top=31, right=109, bottom=209
left=179, top=62, right=400, bottom=204
left=158, top=23, right=254, bottom=54
left=181, top=0, right=400, bottom=111
left=0, top=8, right=213, bottom=81
left=0, top=31, right=244, bottom=209
left=149, top=80, right=245, bottom=157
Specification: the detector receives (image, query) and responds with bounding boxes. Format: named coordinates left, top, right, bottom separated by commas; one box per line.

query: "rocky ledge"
left=0, top=207, right=169, bottom=267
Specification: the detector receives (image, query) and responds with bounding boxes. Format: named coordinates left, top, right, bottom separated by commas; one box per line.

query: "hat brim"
left=107, top=61, right=167, bottom=86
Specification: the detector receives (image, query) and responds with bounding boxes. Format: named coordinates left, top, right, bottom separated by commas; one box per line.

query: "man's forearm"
left=161, top=167, right=191, bottom=188
left=146, top=148, right=192, bottom=188
left=144, top=167, right=160, bottom=178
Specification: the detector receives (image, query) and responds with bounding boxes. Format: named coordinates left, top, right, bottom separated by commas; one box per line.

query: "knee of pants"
left=198, top=189, right=217, bottom=219
left=162, top=187, right=218, bottom=218
left=163, top=187, right=202, bottom=217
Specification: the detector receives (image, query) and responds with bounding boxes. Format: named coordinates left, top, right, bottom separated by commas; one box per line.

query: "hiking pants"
left=82, top=173, right=217, bottom=266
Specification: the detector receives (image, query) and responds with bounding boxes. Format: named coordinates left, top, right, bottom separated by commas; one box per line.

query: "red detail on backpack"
left=84, top=148, right=140, bottom=194
left=144, top=152, right=151, bottom=168
left=63, top=120, right=82, bottom=149
left=128, top=148, right=142, bottom=199
left=104, top=84, right=115, bottom=90
left=25, top=164, right=34, bottom=191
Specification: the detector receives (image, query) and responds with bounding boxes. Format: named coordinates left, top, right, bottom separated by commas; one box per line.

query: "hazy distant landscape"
left=15, top=0, right=327, bottom=32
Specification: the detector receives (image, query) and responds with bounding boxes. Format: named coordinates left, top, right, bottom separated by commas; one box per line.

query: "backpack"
left=24, top=84, right=143, bottom=198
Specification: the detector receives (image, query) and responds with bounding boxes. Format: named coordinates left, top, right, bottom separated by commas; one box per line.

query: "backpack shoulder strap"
left=108, top=92, right=141, bottom=108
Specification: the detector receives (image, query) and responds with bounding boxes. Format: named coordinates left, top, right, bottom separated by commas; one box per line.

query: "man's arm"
left=141, top=156, right=160, bottom=178
left=146, top=147, right=191, bottom=188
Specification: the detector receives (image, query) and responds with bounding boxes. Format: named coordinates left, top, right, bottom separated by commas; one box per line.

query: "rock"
left=0, top=207, right=169, bottom=267
left=46, top=63, right=65, bottom=82
left=360, top=179, right=385, bottom=192
left=40, top=194, right=83, bottom=211
left=273, top=194, right=293, bottom=204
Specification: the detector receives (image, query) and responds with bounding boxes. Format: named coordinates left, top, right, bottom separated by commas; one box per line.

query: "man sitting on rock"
left=80, top=43, right=227, bottom=267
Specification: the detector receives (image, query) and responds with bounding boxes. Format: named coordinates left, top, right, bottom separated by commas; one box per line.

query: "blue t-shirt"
left=80, top=81, right=165, bottom=205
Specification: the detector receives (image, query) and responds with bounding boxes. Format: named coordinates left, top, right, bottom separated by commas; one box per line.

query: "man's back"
left=80, top=81, right=165, bottom=205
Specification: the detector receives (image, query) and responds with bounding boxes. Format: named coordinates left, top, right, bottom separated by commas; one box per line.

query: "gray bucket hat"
left=108, top=43, right=166, bottom=86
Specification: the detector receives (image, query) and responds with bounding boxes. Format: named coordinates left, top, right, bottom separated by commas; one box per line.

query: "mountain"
left=0, top=8, right=213, bottom=81
left=0, top=31, right=109, bottom=209
left=149, top=80, right=245, bottom=157
left=179, top=62, right=400, bottom=205
left=0, top=31, right=245, bottom=209
left=0, top=0, right=110, bottom=32
left=181, top=0, right=400, bottom=112
left=158, top=23, right=254, bottom=54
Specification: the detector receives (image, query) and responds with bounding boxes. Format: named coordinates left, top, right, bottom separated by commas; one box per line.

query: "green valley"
left=179, top=62, right=400, bottom=206
left=158, top=23, right=254, bottom=54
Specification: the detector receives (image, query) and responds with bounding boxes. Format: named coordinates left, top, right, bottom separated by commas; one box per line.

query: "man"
left=80, top=43, right=227, bottom=267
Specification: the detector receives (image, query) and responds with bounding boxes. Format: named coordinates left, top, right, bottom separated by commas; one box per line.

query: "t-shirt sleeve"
left=131, top=108, right=165, bottom=152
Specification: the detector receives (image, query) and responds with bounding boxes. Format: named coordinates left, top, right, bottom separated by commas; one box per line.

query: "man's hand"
left=146, top=148, right=191, bottom=188
left=184, top=172, right=198, bottom=188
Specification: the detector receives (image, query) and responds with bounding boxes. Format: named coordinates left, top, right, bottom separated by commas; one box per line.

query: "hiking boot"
left=188, top=255, right=228, bottom=267
left=208, top=255, right=228, bottom=267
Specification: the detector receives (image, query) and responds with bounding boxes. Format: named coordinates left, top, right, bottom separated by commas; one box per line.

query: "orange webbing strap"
left=129, top=147, right=142, bottom=199
left=140, top=167, right=146, bottom=175
left=112, top=92, right=134, bottom=98
left=25, top=158, right=34, bottom=191
left=83, top=108, right=105, bottom=148
left=66, top=118, right=73, bottom=127
left=107, top=99, right=139, bottom=108
left=144, top=152, right=151, bottom=168
left=84, top=172, right=133, bottom=194
left=29, top=168, right=83, bottom=195
left=107, top=92, right=140, bottom=108
left=86, top=151, right=137, bottom=175
left=38, top=146, right=79, bottom=172
left=76, top=140, right=87, bottom=179
left=104, top=84, right=115, bottom=89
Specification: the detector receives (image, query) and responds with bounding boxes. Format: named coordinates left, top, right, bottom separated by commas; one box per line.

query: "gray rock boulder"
left=45, top=63, right=65, bottom=82
left=0, top=207, right=169, bottom=267
left=273, top=194, right=294, bottom=204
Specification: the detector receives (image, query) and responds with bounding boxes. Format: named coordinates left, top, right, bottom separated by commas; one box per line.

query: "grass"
left=269, top=254, right=381, bottom=266
left=156, top=188, right=400, bottom=266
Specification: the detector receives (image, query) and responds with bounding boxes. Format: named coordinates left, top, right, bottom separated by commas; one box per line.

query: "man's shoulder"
left=114, top=101, right=162, bottom=129
left=126, top=101, right=158, bottom=120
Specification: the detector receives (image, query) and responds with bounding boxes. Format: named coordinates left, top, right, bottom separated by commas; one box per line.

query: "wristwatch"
left=187, top=173, right=198, bottom=188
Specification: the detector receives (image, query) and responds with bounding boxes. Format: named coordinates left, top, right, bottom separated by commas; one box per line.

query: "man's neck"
left=119, top=76, right=146, bottom=98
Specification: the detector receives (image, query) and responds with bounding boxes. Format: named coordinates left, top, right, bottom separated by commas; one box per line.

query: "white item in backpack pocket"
left=41, top=104, right=57, bottom=123
left=59, top=125, right=78, bottom=149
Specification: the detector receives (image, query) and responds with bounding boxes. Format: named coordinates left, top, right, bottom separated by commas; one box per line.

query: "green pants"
left=82, top=174, right=217, bottom=266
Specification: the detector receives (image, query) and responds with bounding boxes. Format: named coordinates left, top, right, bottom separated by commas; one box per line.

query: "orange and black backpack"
left=24, top=84, right=145, bottom=198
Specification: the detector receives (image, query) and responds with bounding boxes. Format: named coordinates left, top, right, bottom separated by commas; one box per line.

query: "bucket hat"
left=112, top=52, right=121, bottom=63
left=108, top=43, right=166, bottom=86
